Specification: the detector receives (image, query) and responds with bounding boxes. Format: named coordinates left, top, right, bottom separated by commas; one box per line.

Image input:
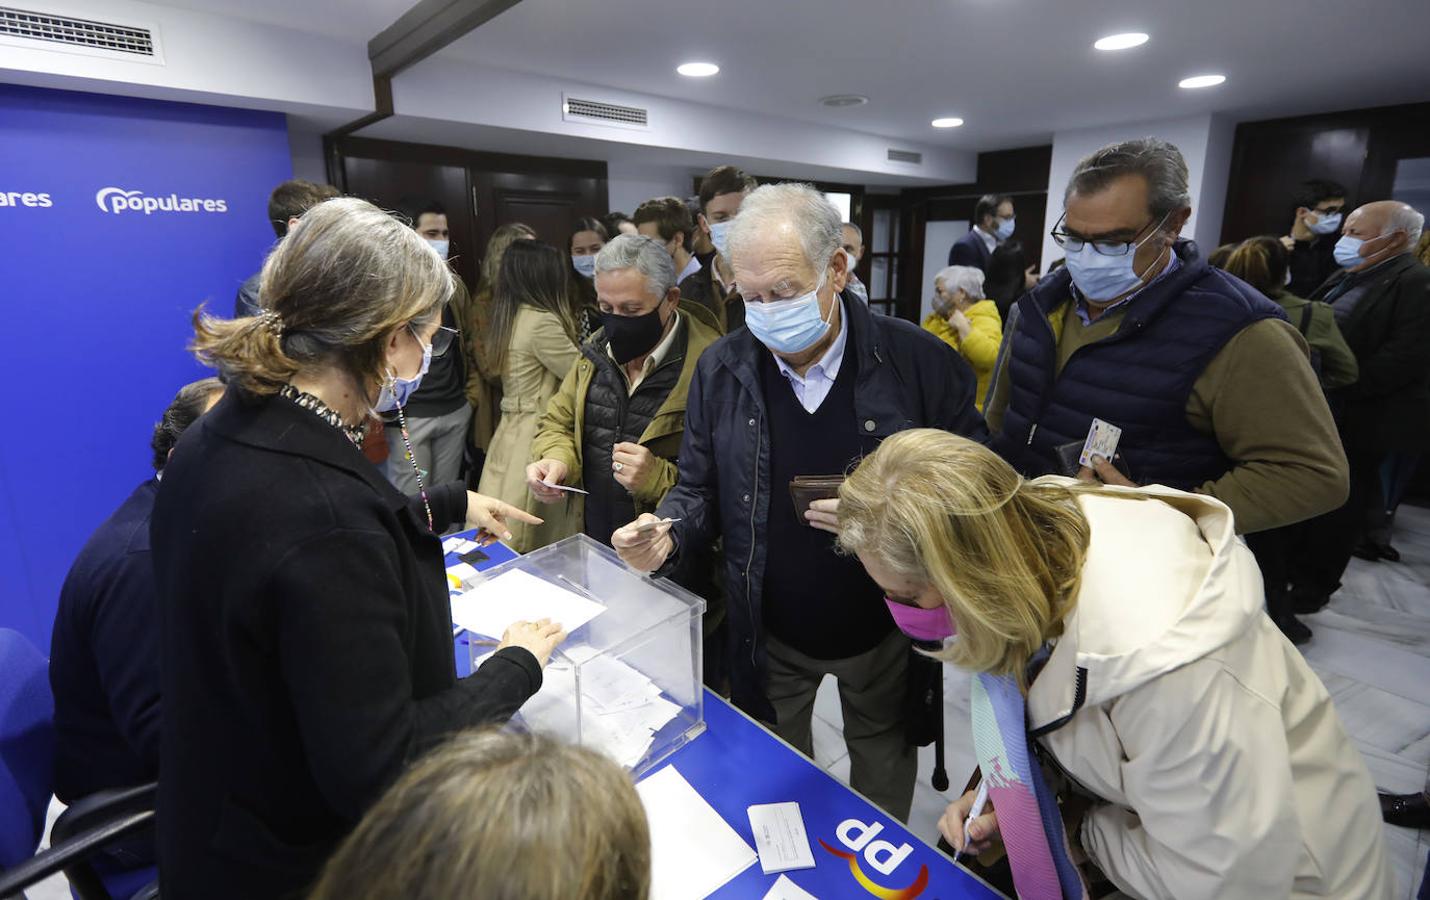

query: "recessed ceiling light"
left=676, top=62, right=719, bottom=77
left=1094, top=32, right=1149, bottom=51
left=931, top=117, right=964, bottom=128
left=1178, top=74, right=1226, bottom=89
left=820, top=94, right=869, bottom=108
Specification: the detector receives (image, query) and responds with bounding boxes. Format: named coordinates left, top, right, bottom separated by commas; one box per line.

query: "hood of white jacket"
left=1026, top=478, right=1265, bottom=733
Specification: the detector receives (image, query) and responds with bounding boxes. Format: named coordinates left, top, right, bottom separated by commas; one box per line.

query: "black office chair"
left=0, top=628, right=158, bottom=900
left=0, top=781, right=158, bottom=899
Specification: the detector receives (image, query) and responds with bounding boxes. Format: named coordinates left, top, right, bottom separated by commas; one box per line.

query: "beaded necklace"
left=391, top=399, right=434, bottom=532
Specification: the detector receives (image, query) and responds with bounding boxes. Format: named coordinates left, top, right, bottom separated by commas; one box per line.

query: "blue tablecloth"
left=447, top=534, right=1003, bottom=899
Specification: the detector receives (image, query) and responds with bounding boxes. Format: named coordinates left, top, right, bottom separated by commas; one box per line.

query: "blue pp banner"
left=0, top=83, right=292, bottom=650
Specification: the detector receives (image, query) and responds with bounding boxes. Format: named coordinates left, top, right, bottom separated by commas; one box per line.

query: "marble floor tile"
left=1318, top=672, right=1430, bottom=766
left=812, top=671, right=841, bottom=729
left=1311, top=600, right=1430, bottom=659
left=1357, top=742, right=1430, bottom=795
left=810, top=708, right=846, bottom=768
left=1299, top=621, right=1430, bottom=707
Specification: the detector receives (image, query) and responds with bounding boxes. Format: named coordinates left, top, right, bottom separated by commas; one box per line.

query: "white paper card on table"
left=637, top=765, right=757, bottom=900
left=761, top=874, right=819, bottom=900
left=445, top=562, right=478, bottom=584
left=1079, top=417, right=1123, bottom=468
left=747, top=802, right=816, bottom=874
left=441, top=536, right=479, bottom=555
left=541, top=479, right=589, bottom=495
left=450, top=569, right=605, bottom=639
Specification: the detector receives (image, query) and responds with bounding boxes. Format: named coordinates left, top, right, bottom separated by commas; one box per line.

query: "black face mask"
left=601, top=304, right=669, bottom=365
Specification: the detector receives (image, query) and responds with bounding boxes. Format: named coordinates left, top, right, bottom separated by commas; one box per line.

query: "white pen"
left=952, top=779, right=990, bottom=865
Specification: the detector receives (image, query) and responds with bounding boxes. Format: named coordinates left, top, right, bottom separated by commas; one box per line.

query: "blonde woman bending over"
left=309, top=730, right=650, bottom=900
left=836, top=429, right=1393, bottom=900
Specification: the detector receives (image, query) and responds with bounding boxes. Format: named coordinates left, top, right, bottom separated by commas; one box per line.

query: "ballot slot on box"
left=455, top=534, right=705, bottom=778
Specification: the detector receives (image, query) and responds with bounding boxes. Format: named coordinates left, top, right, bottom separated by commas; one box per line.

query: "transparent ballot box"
left=457, top=534, right=705, bottom=777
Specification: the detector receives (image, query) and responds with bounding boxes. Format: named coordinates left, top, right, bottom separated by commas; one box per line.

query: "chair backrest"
left=0, top=628, right=54, bottom=868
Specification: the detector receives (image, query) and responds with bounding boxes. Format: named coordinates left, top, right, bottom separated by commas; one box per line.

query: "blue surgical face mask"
left=1307, top=210, right=1342, bottom=236
left=374, top=335, right=433, bottom=413
left=709, top=220, right=732, bottom=259
left=1334, top=234, right=1365, bottom=269
left=425, top=238, right=450, bottom=259
left=994, top=216, right=1015, bottom=241
left=1063, top=214, right=1171, bottom=302
left=743, top=273, right=833, bottom=354
left=572, top=254, right=596, bottom=279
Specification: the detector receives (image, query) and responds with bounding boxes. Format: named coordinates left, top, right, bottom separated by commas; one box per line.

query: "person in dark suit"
left=48, top=377, right=224, bottom=871
left=1290, top=200, right=1430, bottom=610
left=947, top=193, right=1014, bottom=271
left=150, top=197, right=566, bottom=899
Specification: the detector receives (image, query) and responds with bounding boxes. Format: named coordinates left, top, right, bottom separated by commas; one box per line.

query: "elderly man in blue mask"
left=612, top=182, right=985, bottom=821
left=982, top=137, right=1348, bottom=644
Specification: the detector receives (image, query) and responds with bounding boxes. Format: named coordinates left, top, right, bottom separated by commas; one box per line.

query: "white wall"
left=606, top=161, right=699, bottom=214
left=287, top=122, right=329, bottom=184
left=1041, top=114, right=1233, bottom=266
left=0, top=0, right=372, bottom=118
left=921, top=222, right=968, bottom=320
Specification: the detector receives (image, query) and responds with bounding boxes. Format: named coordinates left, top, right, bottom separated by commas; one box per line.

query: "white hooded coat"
left=1024, top=480, right=1395, bottom=899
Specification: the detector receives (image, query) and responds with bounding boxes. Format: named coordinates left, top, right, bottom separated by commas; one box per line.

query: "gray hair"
left=1387, top=203, right=1425, bottom=249
left=1065, top=137, right=1192, bottom=222
left=842, top=221, right=863, bottom=242
left=935, top=265, right=985, bottom=300
left=594, top=233, right=677, bottom=298
left=727, top=183, right=842, bottom=276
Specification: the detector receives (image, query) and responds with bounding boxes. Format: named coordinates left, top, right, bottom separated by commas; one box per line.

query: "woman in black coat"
left=150, top=197, right=565, bottom=899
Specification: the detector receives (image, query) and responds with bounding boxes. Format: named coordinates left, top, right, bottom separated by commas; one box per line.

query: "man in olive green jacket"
left=526, top=236, right=727, bottom=684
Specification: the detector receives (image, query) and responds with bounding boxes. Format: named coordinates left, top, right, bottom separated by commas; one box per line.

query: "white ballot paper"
left=761, top=874, right=819, bottom=900
left=541, top=479, right=589, bottom=495
left=441, top=536, right=479, bottom=555
left=747, top=802, right=816, bottom=874
left=450, top=569, right=605, bottom=639
left=637, top=766, right=757, bottom=899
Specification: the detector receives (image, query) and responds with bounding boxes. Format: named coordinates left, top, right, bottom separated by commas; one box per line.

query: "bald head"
left=1341, top=200, right=1424, bottom=272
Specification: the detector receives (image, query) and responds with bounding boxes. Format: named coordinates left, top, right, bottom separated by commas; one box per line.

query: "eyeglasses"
left=410, top=324, right=460, bottom=358
left=1050, top=210, right=1172, bottom=257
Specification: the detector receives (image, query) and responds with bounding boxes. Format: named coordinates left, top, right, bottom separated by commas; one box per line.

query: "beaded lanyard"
left=391, top=399, right=434, bottom=532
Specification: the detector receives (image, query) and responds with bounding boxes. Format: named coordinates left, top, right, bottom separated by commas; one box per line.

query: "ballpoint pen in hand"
left=952, top=779, right=990, bottom=865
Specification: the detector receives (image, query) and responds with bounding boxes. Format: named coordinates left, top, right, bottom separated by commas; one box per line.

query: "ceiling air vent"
left=887, top=148, right=923, bottom=165
left=0, top=6, right=162, bottom=62
left=562, top=95, right=649, bottom=130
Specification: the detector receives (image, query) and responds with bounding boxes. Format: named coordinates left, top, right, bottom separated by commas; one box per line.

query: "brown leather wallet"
left=789, top=474, right=845, bottom=525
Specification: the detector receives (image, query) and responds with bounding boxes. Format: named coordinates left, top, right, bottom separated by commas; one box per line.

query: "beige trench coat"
left=476, top=307, right=580, bottom=552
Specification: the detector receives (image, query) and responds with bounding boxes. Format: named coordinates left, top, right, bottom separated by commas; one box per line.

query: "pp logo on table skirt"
left=818, top=818, right=929, bottom=899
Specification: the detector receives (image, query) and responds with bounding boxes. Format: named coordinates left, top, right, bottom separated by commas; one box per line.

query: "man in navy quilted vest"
left=984, top=138, right=1348, bottom=629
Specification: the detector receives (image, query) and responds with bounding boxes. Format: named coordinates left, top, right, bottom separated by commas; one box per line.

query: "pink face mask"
left=884, top=597, right=956, bottom=642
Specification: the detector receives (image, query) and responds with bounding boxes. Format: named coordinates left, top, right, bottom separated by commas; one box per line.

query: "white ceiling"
left=433, top=0, right=1430, bottom=151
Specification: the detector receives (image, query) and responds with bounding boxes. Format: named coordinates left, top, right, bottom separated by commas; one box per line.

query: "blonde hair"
left=308, top=729, right=650, bottom=900
left=837, top=429, right=1090, bottom=684
left=191, top=197, right=454, bottom=396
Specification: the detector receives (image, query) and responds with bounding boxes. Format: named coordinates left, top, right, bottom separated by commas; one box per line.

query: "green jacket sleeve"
left=1308, top=303, right=1358, bottom=390
left=633, top=456, right=680, bottom=508
left=529, top=362, right=582, bottom=482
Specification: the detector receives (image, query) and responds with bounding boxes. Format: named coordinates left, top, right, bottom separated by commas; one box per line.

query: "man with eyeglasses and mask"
left=1280, top=178, right=1348, bottom=297
left=984, top=139, right=1346, bottom=573
left=611, top=184, right=985, bottom=821
left=384, top=199, right=473, bottom=495
left=948, top=194, right=1015, bottom=272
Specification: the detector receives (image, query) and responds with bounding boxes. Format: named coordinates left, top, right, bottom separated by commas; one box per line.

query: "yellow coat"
left=922, top=299, right=1002, bottom=410
left=476, top=307, right=580, bottom=552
